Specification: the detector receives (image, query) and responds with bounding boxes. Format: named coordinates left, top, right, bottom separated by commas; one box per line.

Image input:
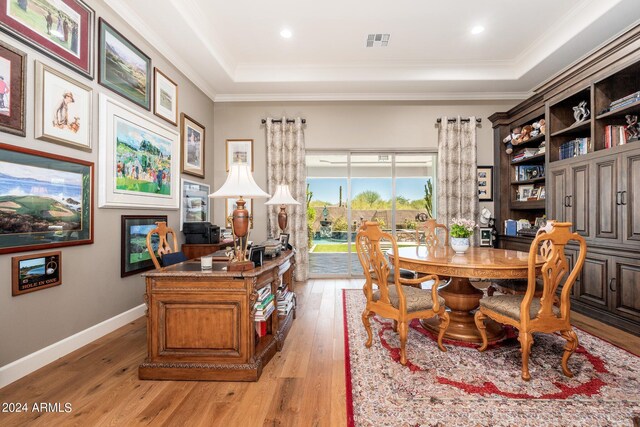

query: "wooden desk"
left=389, top=246, right=543, bottom=343
left=181, top=240, right=234, bottom=259
left=139, top=251, right=295, bottom=381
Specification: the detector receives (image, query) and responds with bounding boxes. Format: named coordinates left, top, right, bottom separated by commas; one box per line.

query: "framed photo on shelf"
left=0, top=40, right=26, bottom=136
left=0, top=143, right=93, bottom=254
left=279, top=233, right=290, bottom=249
left=153, top=68, right=177, bottom=125
left=528, top=188, right=539, bottom=200
left=120, top=215, right=167, bottom=277
left=538, top=186, right=546, bottom=200
left=12, top=251, right=62, bottom=296
left=181, top=113, right=205, bottom=178
left=225, top=199, right=253, bottom=228
left=180, top=178, right=210, bottom=230
left=98, top=18, right=151, bottom=110
left=98, top=94, right=179, bottom=209
left=517, top=184, right=534, bottom=201
left=226, top=139, right=253, bottom=171
left=34, top=60, right=92, bottom=151
left=479, top=228, right=493, bottom=247
left=534, top=217, right=547, bottom=229
left=477, top=166, right=493, bottom=201
left=0, top=0, right=94, bottom=79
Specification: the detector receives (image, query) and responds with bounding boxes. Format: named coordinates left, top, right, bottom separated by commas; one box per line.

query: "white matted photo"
left=99, top=93, right=179, bottom=209
left=35, top=60, right=92, bottom=150
left=181, top=113, right=205, bottom=178
left=226, top=139, right=253, bottom=171
left=180, top=178, right=210, bottom=230
left=153, top=68, right=178, bottom=125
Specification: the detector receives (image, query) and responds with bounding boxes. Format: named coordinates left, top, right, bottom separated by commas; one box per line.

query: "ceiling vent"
left=366, top=34, right=390, bottom=48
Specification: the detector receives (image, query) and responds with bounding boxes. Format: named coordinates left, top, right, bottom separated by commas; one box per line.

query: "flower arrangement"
left=450, top=218, right=476, bottom=238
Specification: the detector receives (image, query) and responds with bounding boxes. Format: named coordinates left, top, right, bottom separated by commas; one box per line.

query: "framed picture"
left=0, top=0, right=94, bottom=79
left=226, top=198, right=253, bottom=228
left=181, top=113, right=205, bottom=178
left=34, top=60, right=92, bottom=150
left=479, top=228, right=492, bottom=247
left=0, top=40, right=26, bottom=136
left=249, top=244, right=264, bottom=267
left=528, top=188, right=539, bottom=200
left=538, top=186, right=546, bottom=200
left=517, top=184, right=534, bottom=201
left=98, top=94, right=179, bottom=209
left=226, top=139, right=253, bottom=171
left=121, top=215, right=167, bottom=277
left=534, top=217, right=547, bottom=229
left=153, top=68, right=177, bottom=125
left=12, top=251, right=62, bottom=296
left=279, top=233, right=290, bottom=249
left=181, top=178, right=210, bottom=230
left=0, top=142, right=93, bottom=254
left=98, top=18, right=151, bottom=110
left=477, top=166, right=493, bottom=201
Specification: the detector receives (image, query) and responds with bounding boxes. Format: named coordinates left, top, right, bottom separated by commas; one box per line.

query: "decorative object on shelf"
left=513, top=125, right=532, bottom=145
left=34, top=60, right=92, bottom=150
left=0, top=40, right=26, bottom=136
left=180, top=113, right=205, bottom=178
left=531, top=121, right=542, bottom=137
left=479, top=227, right=493, bottom=247
left=265, top=184, right=301, bottom=234
left=539, top=119, right=546, bottom=134
left=0, top=143, right=94, bottom=254
left=0, top=0, right=94, bottom=79
left=449, top=218, right=475, bottom=254
left=502, top=134, right=513, bottom=154
left=12, top=251, right=62, bottom=296
left=180, top=179, right=210, bottom=230
left=98, top=18, right=151, bottom=109
left=209, top=164, right=270, bottom=270
left=98, top=94, right=179, bottom=209
left=479, top=207, right=492, bottom=226
left=120, top=215, right=168, bottom=277
left=477, top=166, right=493, bottom=201
left=534, top=216, right=547, bottom=229
left=624, top=114, right=640, bottom=142
left=153, top=68, right=178, bottom=125
left=573, top=100, right=590, bottom=123
left=279, top=233, right=290, bottom=250
left=226, top=139, right=253, bottom=171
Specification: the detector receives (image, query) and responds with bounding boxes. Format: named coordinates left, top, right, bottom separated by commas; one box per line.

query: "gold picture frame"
left=226, top=139, right=254, bottom=171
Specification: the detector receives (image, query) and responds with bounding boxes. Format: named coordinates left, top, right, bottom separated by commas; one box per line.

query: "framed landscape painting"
left=154, top=68, right=177, bottom=125
left=180, top=178, right=210, bottom=230
left=0, top=40, right=26, bottom=136
left=0, top=0, right=94, bottom=79
left=98, top=18, right=151, bottom=110
left=226, top=139, right=253, bottom=171
left=181, top=113, right=205, bottom=178
left=0, top=142, right=94, bottom=254
left=34, top=60, right=92, bottom=150
left=98, top=94, right=179, bottom=209
left=121, top=215, right=166, bottom=277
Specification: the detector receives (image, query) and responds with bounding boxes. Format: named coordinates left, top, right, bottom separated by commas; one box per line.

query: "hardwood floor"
left=0, top=279, right=638, bottom=426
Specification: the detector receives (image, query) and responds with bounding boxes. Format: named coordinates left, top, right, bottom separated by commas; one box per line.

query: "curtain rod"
left=261, top=119, right=307, bottom=124
left=436, top=118, right=482, bottom=124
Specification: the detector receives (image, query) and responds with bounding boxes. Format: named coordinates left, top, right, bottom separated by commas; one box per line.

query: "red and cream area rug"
left=343, top=290, right=640, bottom=427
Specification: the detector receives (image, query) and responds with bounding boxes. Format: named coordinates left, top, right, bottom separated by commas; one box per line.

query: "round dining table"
left=388, top=246, right=544, bottom=343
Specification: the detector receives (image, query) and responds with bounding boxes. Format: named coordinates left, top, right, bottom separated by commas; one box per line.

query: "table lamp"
left=209, top=164, right=270, bottom=271
left=265, top=184, right=301, bottom=234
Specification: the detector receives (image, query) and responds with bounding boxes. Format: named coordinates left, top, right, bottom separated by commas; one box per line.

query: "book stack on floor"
left=276, top=280, right=295, bottom=316
left=559, top=137, right=591, bottom=160
left=255, top=286, right=275, bottom=337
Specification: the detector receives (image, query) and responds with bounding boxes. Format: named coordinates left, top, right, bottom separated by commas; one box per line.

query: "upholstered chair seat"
left=479, top=295, right=559, bottom=321
left=374, top=285, right=446, bottom=313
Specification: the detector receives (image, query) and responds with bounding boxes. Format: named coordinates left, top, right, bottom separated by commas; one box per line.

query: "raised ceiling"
left=105, top=0, right=640, bottom=102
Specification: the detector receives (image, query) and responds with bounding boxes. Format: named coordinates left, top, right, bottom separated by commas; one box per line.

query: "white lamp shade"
left=209, top=164, right=270, bottom=199
left=265, top=185, right=301, bottom=205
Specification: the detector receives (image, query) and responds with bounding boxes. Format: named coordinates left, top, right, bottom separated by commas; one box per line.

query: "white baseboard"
left=0, top=304, right=145, bottom=389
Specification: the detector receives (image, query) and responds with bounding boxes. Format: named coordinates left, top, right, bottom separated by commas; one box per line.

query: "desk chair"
left=357, top=221, right=450, bottom=365
left=146, top=221, right=185, bottom=269
left=474, top=221, right=586, bottom=381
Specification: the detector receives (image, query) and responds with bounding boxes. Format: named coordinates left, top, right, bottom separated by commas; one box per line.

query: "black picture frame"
left=279, top=233, right=290, bottom=250
left=479, top=227, right=493, bottom=247
left=477, top=165, right=494, bottom=201
left=249, top=245, right=265, bottom=267
left=121, top=215, right=167, bottom=277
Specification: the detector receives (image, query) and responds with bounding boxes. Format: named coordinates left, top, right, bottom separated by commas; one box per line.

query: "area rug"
left=343, top=290, right=640, bottom=427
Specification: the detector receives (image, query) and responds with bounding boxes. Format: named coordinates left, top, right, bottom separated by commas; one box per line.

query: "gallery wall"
left=212, top=100, right=518, bottom=243
left=0, top=2, right=215, bottom=367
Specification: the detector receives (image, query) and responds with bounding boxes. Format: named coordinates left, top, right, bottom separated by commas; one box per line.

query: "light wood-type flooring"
left=1, top=279, right=638, bottom=427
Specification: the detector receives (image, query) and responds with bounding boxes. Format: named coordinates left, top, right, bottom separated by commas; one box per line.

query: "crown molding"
left=213, top=92, right=531, bottom=103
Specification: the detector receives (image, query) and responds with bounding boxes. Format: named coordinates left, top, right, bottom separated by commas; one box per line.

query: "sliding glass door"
left=306, top=151, right=436, bottom=277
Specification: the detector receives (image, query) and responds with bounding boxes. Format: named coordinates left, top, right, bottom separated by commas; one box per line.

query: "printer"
left=182, top=222, right=220, bottom=244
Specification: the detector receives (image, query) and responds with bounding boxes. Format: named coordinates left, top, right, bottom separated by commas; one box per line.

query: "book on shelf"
left=604, top=125, right=628, bottom=148
left=559, top=137, right=591, bottom=160
left=255, top=320, right=268, bottom=337
left=255, top=300, right=275, bottom=321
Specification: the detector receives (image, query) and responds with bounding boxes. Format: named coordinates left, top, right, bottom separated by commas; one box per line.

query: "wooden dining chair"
left=474, top=221, right=587, bottom=381
left=415, top=219, right=449, bottom=249
left=357, top=221, right=450, bottom=365
left=146, top=221, right=180, bottom=269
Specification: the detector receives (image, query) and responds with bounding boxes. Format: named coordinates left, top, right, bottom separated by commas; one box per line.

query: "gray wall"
left=0, top=2, right=215, bottom=366
left=213, top=100, right=518, bottom=243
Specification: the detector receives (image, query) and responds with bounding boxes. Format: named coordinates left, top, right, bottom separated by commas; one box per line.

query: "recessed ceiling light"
left=280, top=29, right=292, bottom=39
left=471, top=25, right=485, bottom=35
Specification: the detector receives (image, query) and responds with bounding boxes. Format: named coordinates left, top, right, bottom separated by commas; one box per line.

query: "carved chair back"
left=416, top=219, right=449, bottom=248
left=146, top=221, right=179, bottom=269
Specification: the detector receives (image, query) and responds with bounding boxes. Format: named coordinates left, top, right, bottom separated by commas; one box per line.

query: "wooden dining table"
left=388, top=246, right=544, bottom=343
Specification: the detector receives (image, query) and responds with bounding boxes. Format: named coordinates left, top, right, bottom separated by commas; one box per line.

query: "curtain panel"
left=436, top=116, right=479, bottom=242
left=265, top=117, right=309, bottom=281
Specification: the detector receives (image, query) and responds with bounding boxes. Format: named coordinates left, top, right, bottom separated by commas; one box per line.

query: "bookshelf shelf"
left=596, top=98, right=640, bottom=119
left=509, top=133, right=546, bottom=149
left=510, top=152, right=546, bottom=165
left=511, top=200, right=545, bottom=210
left=510, top=177, right=545, bottom=185
left=550, top=120, right=591, bottom=137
